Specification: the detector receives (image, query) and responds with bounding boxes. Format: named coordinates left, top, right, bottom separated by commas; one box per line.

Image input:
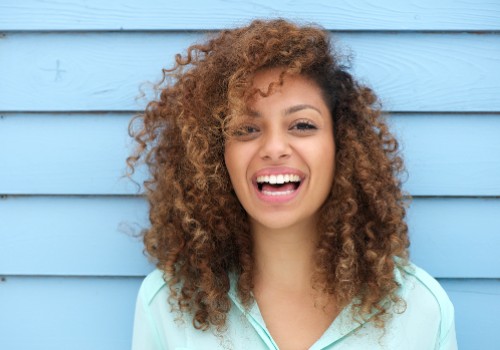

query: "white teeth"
left=276, top=174, right=284, bottom=184
left=261, top=189, right=295, bottom=196
left=256, top=174, right=301, bottom=184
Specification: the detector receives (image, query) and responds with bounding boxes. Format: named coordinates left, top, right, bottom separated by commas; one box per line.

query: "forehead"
left=251, top=68, right=317, bottom=91
left=248, top=69, right=327, bottom=111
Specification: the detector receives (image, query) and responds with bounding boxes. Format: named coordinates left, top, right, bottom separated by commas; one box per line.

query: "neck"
left=252, top=219, right=318, bottom=292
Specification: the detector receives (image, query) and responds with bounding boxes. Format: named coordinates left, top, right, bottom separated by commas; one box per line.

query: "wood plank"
left=0, top=113, right=144, bottom=195
left=0, top=275, right=144, bottom=350
left=1, top=113, right=499, bottom=196
left=0, top=276, right=498, bottom=350
left=408, top=198, right=500, bottom=278
left=1, top=0, right=500, bottom=31
left=0, top=196, right=153, bottom=276
left=439, top=279, right=500, bottom=350
left=391, top=114, right=500, bottom=196
left=0, top=196, right=498, bottom=278
left=1, top=33, right=499, bottom=112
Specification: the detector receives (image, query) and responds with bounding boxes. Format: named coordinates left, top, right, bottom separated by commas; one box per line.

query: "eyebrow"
left=284, top=104, right=322, bottom=116
left=247, top=104, right=322, bottom=118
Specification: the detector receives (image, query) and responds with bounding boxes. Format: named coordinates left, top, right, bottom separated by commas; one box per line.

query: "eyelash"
left=290, top=120, right=317, bottom=131
left=231, top=124, right=260, bottom=140
left=237, top=125, right=259, bottom=135
left=232, top=120, right=317, bottom=140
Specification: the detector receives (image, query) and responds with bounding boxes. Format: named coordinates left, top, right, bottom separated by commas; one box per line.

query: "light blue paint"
left=1, top=113, right=499, bottom=196
left=1, top=33, right=499, bottom=112
left=440, top=279, right=500, bottom=350
left=407, top=198, right=500, bottom=278
left=0, top=196, right=152, bottom=276
left=0, top=114, right=147, bottom=195
left=392, top=114, right=500, bottom=196
left=1, top=0, right=500, bottom=31
left=1, top=197, right=499, bottom=278
left=0, top=276, right=142, bottom=350
left=0, top=276, right=497, bottom=350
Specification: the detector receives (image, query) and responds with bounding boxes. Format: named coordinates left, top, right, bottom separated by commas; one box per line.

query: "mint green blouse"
left=132, top=263, right=457, bottom=349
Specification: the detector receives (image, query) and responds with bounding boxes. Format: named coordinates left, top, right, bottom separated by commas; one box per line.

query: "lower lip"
left=253, top=182, right=303, bottom=203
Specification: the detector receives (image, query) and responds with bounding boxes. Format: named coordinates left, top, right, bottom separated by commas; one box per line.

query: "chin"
left=249, top=211, right=315, bottom=232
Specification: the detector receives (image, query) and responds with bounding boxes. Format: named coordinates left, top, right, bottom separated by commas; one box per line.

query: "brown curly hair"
left=127, top=18, right=410, bottom=332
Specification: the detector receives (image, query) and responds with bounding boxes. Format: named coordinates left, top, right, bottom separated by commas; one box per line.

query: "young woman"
left=129, top=19, right=457, bottom=349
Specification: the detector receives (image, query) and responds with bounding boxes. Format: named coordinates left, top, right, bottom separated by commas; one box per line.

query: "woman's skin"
left=224, top=68, right=338, bottom=349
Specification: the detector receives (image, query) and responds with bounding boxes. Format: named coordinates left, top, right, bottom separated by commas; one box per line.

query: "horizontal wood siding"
left=0, top=276, right=141, bottom=350
left=1, top=277, right=498, bottom=350
left=1, top=0, right=500, bottom=31
left=1, top=113, right=499, bottom=196
left=1, top=1, right=498, bottom=349
left=0, top=197, right=498, bottom=278
left=2, top=33, right=499, bottom=112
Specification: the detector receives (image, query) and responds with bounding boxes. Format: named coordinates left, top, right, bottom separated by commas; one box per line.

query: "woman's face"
left=224, top=68, right=335, bottom=232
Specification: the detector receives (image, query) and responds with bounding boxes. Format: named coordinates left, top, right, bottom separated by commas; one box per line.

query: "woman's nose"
left=258, top=128, right=291, bottom=161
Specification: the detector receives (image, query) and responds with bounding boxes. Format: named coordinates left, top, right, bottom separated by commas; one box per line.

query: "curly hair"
left=127, top=18, right=410, bottom=332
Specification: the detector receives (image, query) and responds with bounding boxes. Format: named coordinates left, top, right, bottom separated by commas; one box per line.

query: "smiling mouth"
left=256, top=174, right=302, bottom=196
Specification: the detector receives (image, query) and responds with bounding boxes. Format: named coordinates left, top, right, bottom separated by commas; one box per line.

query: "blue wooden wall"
left=1, top=1, right=499, bottom=349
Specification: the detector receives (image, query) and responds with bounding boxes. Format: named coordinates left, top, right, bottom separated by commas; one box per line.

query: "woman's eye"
left=238, top=125, right=259, bottom=135
left=232, top=125, right=260, bottom=140
left=244, top=125, right=259, bottom=133
left=291, top=121, right=317, bottom=131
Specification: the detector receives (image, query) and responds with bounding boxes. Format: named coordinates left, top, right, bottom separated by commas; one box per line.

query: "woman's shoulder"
left=397, top=262, right=454, bottom=315
left=395, top=261, right=456, bottom=347
left=137, top=269, right=169, bottom=307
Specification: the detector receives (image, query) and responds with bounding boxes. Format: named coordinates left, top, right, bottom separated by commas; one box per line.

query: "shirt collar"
left=227, top=266, right=407, bottom=349
left=228, top=276, right=280, bottom=349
